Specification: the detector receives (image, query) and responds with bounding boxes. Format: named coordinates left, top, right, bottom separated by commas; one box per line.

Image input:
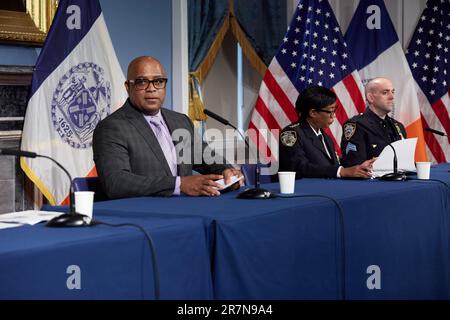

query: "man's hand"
left=180, top=174, right=223, bottom=196
left=340, top=158, right=376, bottom=178
left=223, top=168, right=245, bottom=190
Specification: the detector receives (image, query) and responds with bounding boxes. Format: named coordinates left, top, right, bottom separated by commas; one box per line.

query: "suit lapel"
left=302, top=124, right=331, bottom=159
left=302, top=123, right=338, bottom=164
left=124, top=103, right=172, bottom=175
left=322, top=131, right=338, bottom=164
left=161, top=109, right=187, bottom=175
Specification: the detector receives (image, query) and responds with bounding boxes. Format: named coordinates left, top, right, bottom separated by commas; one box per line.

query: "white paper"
left=215, top=175, right=243, bottom=190
left=372, top=138, right=417, bottom=178
left=0, top=210, right=62, bottom=230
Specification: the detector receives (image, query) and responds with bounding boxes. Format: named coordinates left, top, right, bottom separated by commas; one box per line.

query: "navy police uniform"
left=341, top=108, right=407, bottom=167
left=279, top=121, right=340, bottom=178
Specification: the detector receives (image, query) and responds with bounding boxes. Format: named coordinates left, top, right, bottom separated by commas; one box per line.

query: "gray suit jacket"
left=93, top=100, right=230, bottom=198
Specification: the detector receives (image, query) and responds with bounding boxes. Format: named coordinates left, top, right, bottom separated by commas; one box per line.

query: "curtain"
left=188, top=0, right=229, bottom=121
left=187, top=0, right=286, bottom=121
left=231, top=0, right=286, bottom=76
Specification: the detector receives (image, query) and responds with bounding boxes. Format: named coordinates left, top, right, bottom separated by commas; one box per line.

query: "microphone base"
left=379, top=171, right=407, bottom=181
left=46, top=213, right=91, bottom=227
left=237, top=187, right=274, bottom=199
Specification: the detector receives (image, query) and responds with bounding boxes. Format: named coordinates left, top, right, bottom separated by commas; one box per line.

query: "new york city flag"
left=21, top=0, right=127, bottom=205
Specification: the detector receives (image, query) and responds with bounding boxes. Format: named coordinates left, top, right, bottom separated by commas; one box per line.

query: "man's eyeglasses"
left=127, top=78, right=168, bottom=90
left=315, top=109, right=337, bottom=116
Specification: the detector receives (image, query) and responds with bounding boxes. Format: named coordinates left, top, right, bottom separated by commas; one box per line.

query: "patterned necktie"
left=148, top=117, right=177, bottom=176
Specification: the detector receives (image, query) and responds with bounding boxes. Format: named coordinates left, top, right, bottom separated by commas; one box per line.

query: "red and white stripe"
left=418, top=86, right=450, bottom=163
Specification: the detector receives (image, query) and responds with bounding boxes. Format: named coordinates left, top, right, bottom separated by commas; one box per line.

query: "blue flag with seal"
left=21, top=0, right=127, bottom=205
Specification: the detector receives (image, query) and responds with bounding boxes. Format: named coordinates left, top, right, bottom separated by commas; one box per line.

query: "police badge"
left=343, top=123, right=356, bottom=140
left=280, top=131, right=297, bottom=147
left=51, top=62, right=111, bottom=149
left=394, top=123, right=405, bottom=139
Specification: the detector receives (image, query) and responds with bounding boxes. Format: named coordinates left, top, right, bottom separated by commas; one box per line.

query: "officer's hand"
left=341, top=158, right=376, bottom=178
left=223, top=168, right=245, bottom=190
left=180, top=174, right=223, bottom=196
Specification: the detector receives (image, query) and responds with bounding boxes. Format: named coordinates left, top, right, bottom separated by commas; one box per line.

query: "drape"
left=188, top=0, right=229, bottom=121
left=188, top=0, right=286, bottom=121
left=230, top=0, right=286, bottom=76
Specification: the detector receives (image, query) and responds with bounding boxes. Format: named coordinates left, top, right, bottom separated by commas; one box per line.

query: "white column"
left=172, top=0, right=189, bottom=115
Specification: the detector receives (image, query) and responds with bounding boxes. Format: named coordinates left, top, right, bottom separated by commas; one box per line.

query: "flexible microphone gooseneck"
left=424, top=127, right=450, bottom=173
left=0, top=148, right=90, bottom=227
left=425, top=127, right=449, bottom=137
left=203, top=109, right=273, bottom=199
left=352, top=121, right=406, bottom=181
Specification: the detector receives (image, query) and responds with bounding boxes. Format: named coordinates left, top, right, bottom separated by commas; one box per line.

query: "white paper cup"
left=278, top=171, right=296, bottom=194
left=75, top=191, right=95, bottom=222
left=416, top=162, right=431, bottom=180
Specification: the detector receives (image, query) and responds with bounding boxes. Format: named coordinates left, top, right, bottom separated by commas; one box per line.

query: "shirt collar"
left=307, top=121, right=322, bottom=136
left=143, top=110, right=163, bottom=123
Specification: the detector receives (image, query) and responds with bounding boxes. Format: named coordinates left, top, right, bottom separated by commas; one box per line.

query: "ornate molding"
left=0, top=0, right=57, bottom=46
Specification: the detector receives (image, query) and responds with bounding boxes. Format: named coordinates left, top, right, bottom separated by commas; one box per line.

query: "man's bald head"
left=127, top=56, right=165, bottom=80
left=125, top=56, right=167, bottom=115
left=365, top=77, right=391, bottom=96
left=364, top=77, right=395, bottom=118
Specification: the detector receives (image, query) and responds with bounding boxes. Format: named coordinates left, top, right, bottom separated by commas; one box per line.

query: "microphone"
left=351, top=121, right=406, bottom=181
left=0, top=148, right=90, bottom=227
left=0, top=149, right=38, bottom=158
left=203, top=109, right=273, bottom=199
left=425, top=127, right=448, bottom=137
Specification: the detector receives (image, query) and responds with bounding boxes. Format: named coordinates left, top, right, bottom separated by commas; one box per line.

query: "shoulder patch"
left=345, top=142, right=357, bottom=155
left=280, top=130, right=297, bottom=147
left=343, top=123, right=356, bottom=141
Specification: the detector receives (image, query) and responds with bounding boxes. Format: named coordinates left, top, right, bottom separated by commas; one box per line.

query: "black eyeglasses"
left=127, top=78, right=168, bottom=90
left=315, top=109, right=337, bottom=116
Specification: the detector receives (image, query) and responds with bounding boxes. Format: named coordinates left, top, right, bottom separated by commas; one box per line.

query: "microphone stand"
left=0, top=148, right=90, bottom=227
left=352, top=121, right=406, bottom=181
left=377, top=144, right=407, bottom=181
left=38, top=155, right=91, bottom=227
left=236, top=135, right=273, bottom=199
left=203, top=109, right=273, bottom=199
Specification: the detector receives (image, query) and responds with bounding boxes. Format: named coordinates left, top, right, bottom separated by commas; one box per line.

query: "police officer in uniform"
left=279, top=86, right=374, bottom=179
left=341, top=77, right=407, bottom=167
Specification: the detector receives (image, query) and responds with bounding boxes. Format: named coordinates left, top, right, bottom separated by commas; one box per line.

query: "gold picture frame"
left=0, top=0, right=58, bottom=46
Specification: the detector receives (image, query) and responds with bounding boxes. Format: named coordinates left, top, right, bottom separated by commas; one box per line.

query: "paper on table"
left=0, top=210, right=62, bottom=230
left=372, top=138, right=417, bottom=178
left=215, top=175, right=243, bottom=190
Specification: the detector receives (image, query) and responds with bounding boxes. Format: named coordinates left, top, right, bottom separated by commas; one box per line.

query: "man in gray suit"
left=93, top=56, right=242, bottom=199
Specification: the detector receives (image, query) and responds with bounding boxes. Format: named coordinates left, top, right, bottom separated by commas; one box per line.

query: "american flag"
left=248, top=0, right=365, bottom=160
left=406, top=0, right=450, bottom=163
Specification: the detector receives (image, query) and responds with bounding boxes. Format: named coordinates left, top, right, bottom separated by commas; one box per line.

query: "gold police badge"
left=280, top=131, right=297, bottom=147
left=394, top=123, right=405, bottom=139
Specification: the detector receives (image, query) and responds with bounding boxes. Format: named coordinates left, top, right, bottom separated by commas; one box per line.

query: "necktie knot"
left=149, top=117, right=162, bottom=128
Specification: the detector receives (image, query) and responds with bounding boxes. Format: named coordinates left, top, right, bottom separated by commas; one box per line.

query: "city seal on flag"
left=51, top=62, right=111, bottom=149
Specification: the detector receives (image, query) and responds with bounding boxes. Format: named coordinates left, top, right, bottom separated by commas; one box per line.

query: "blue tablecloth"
left=0, top=216, right=212, bottom=299
left=41, top=164, right=450, bottom=299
